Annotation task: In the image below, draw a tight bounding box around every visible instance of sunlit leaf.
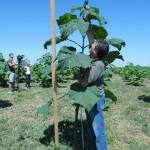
[59,19,78,37]
[60,18,89,37]
[69,82,101,112]
[78,18,90,36]
[44,36,67,49]
[57,46,91,69]
[93,25,108,39]
[71,6,83,13]
[105,87,117,102]
[104,51,124,64]
[37,100,52,117]
[82,7,107,25]
[108,38,126,50]
[57,13,77,26]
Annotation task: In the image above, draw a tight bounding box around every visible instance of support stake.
[50,0,59,145]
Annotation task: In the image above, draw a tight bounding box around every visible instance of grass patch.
[0,75,150,150]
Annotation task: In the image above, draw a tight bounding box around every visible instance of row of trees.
[0,53,7,86]
[112,63,150,86]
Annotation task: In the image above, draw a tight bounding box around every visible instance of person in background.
[7,53,16,93]
[24,62,31,89]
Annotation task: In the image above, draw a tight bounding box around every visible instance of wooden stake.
[50,0,59,144]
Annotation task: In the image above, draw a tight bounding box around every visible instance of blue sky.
[0,0,150,67]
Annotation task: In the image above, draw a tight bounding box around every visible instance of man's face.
[9,54,14,60]
[89,42,97,59]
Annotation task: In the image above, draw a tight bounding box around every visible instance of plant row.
[112,63,150,86]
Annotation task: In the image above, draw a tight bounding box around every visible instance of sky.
[0,0,150,67]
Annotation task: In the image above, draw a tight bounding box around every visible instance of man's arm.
[84,3,94,45]
[8,61,15,68]
[86,25,94,45]
[8,63,15,67]
[76,5,94,87]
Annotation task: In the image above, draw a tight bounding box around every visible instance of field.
[0,74,150,150]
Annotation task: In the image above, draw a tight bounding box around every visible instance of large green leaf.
[104,51,124,64]
[108,38,126,51]
[57,13,77,26]
[93,25,108,39]
[71,6,99,14]
[57,13,89,37]
[78,18,90,36]
[37,100,52,117]
[82,7,107,25]
[69,82,101,112]
[59,19,78,37]
[57,46,91,69]
[104,87,117,103]
[71,6,83,13]
[59,18,89,37]
[44,36,67,49]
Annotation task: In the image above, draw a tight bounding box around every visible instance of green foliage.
[31,53,52,87]
[104,51,124,64]
[57,46,91,69]
[57,67,78,82]
[113,63,150,86]
[69,82,101,112]
[0,53,7,86]
[44,36,67,49]
[59,17,90,37]
[31,52,79,87]
[108,38,126,51]
[104,87,117,103]
[37,100,52,117]
[42,3,126,112]
[93,25,108,39]
[80,7,107,25]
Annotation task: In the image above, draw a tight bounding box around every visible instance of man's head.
[89,39,109,59]
[9,53,14,60]
[26,62,30,66]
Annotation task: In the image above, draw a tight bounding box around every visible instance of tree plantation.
[0,1,150,150]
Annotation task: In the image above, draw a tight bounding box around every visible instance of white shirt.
[24,66,30,74]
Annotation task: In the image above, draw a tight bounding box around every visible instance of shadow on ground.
[39,120,89,150]
[0,99,13,108]
[138,95,150,103]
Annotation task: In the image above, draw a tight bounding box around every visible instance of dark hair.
[9,53,14,56]
[95,39,109,59]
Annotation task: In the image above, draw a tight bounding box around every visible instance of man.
[76,26,109,149]
[7,53,16,93]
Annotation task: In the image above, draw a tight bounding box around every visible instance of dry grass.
[0,75,150,150]
[106,75,150,150]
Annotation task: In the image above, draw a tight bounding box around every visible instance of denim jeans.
[86,94,108,150]
[25,74,30,87]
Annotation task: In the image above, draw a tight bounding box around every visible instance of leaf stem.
[82,36,86,53]
[67,39,82,48]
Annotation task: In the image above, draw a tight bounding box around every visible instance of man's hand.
[76,70,80,76]
[75,70,89,87]
[84,0,88,9]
